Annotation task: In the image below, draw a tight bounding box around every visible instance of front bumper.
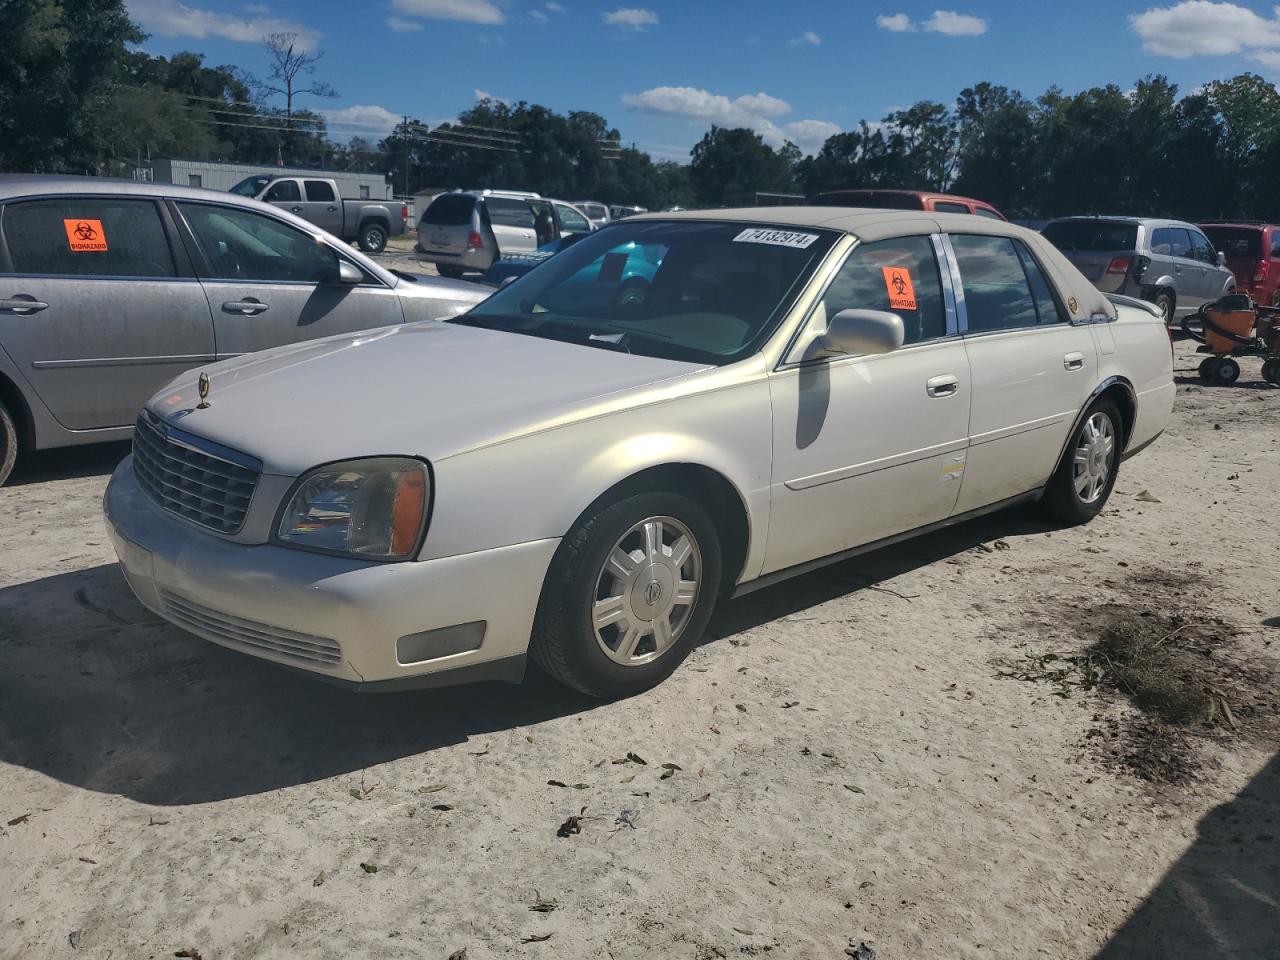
[103,458,559,688]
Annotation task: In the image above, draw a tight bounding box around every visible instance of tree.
[258,32,337,163]
[0,0,142,173]
[689,126,796,207]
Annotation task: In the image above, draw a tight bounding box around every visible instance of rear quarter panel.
[1101,301,1175,452]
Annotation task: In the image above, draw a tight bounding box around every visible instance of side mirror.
[1217,250,1227,268]
[814,308,905,358]
[335,259,363,284]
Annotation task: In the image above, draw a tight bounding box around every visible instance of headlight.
[275,457,430,561]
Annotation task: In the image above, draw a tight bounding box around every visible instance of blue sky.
[126,1,1280,160]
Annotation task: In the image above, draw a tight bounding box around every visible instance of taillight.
[466,231,483,250]
[401,205,408,224]
[1253,260,1268,283]
[1107,256,1132,275]
[1133,255,1150,279]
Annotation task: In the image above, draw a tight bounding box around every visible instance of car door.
[172,200,403,359]
[1189,228,1226,303]
[945,232,1098,513]
[553,202,593,236]
[763,233,972,575]
[262,178,304,218]
[0,194,214,430]
[484,197,538,256]
[301,180,343,235]
[1151,226,1201,315]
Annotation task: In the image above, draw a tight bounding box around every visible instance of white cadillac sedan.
[103,209,1175,698]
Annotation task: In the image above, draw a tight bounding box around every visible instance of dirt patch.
[1000,574,1280,787]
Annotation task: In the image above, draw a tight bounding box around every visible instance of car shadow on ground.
[1094,752,1279,960]
[5,441,131,486]
[0,506,1051,807]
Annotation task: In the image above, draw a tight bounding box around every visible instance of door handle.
[327,206,338,212]
[291,206,303,213]
[926,374,959,398]
[1064,352,1085,371]
[0,296,49,314]
[222,299,269,316]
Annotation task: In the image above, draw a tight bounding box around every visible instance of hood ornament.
[197,372,211,409]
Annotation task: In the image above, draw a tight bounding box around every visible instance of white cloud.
[474,88,511,105]
[386,15,423,31]
[388,0,504,25]
[876,13,915,32]
[922,10,987,35]
[1130,1,1280,64]
[604,7,658,29]
[530,8,549,21]
[546,1,565,10]
[622,85,839,154]
[877,10,987,35]
[127,0,320,49]
[320,104,401,137]
[791,30,821,45]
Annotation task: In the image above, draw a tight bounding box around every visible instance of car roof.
[627,206,1116,320]
[1199,221,1272,230]
[1046,214,1203,229]
[811,188,994,205]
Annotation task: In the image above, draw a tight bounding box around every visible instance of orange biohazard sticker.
[63,219,108,252]
[882,266,917,311]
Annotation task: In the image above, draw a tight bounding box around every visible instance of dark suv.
[1199,222,1280,306]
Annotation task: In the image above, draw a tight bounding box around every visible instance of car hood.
[146,322,708,476]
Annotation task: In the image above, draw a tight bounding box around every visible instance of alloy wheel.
[1072,412,1115,504]
[591,516,701,666]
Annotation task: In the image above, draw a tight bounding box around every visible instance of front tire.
[437,264,465,279]
[530,491,722,698]
[1041,398,1122,525]
[0,399,17,487]
[358,223,388,254]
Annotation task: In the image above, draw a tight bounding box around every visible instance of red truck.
[807,189,1007,220]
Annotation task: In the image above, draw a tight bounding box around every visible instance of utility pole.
[403,115,411,195]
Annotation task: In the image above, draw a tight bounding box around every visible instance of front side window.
[819,235,946,345]
[305,180,337,202]
[949,234,1039,333]
[556,203,591,233]
[1151,227,1192,259]
[1189,230,1215,264]
[264,180,301,203]
[177,202,338,283]
[2,197,175,278]
[229,175,271,197]
[449,219,837,364]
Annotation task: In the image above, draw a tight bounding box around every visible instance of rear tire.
[1153,291,1174,326]
[357,223,388,254]
[530,491,722,699]
[437,264,465,279]
[1041,398,1122,526]
[0,399,18,488]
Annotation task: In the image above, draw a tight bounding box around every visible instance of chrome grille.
[133,414,260,534]
[161,590,342,666]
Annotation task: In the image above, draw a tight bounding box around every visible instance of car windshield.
[229,175,272,197]
[449,219,837,365]
[1202,227,1261,258]
[1042,219,1139,252]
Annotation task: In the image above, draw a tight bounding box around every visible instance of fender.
[1146,275,1176,293]
[1050,375,1136,479]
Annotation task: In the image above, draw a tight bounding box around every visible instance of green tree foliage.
[689,126,797,206]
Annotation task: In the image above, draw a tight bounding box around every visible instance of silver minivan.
[1042,216,1236,324]
[0,175,490,485]
[415,191,593,277]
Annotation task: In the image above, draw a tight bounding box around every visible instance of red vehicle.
[807,189,1007,221]
[1199,222,1280,306]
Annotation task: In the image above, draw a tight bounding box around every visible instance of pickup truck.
[229,175,407,253]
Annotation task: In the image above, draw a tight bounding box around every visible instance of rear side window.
[934,201,970,215]
[2,197,176,278]
[820,236,947,345]
[950,234,1039,333]
[1151,227,1192,259]
[486,197,535,229]
[423,194,474,226]
[264,180,301,203]
[304,180,336,202]
[1042,220,1138,252]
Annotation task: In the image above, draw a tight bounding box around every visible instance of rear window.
[1042,219,1138,253]
[486,197,535,229]
[422,194,475,226]
[808,191,925,210]
[934,201,971,215]
[1202,228,1261,258]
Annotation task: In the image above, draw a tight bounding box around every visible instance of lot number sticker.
[63,219,108,252]
[881,267,917,311]
[732,228,819,249]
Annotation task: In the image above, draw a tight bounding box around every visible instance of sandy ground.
[0,339,1276,960]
